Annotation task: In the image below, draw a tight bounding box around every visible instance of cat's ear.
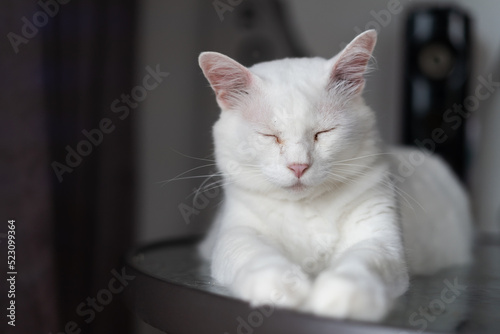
[328,29,377,99]
[199,52,255,110]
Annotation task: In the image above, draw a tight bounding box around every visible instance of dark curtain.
[1,2,59,333]
[1,1,137,334]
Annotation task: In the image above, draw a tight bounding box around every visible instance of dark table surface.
[123,235,500,334]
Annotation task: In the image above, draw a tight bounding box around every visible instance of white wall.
[135,0,208,244]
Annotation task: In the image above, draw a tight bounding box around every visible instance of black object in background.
[402,6,471,180]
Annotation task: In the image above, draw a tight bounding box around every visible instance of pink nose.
[287,163,309,178]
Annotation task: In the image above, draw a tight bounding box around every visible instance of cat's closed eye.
[259,132,282,145]
[314,128,336,142]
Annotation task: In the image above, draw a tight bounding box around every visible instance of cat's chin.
[278,179,337,201]
[286,181,307,192]
[280,181,324,200]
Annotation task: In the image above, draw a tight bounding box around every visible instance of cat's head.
[199,30,380,200]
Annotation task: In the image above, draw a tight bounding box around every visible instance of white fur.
[197,30,472,321]
[389,147,473,274]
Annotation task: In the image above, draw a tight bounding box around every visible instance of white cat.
[197,30,472,321]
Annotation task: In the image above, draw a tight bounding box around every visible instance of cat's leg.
[305,193,409,321]
[212,225,311,308]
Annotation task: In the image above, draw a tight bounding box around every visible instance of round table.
[123,235,500,334]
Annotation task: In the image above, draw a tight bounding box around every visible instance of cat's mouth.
[287,181,307,192]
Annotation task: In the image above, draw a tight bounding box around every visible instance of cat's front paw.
[232,263,311,308]
[305,270,390,321]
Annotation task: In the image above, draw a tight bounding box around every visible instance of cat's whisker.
[199,173,259,195]
[159,163,219,186]
[331,162,373,169]
[384,173,425,213]
[195,169,260,192]
[191,170,249,197]
[333,152,397,164]
[329,166,424,213]
[169,147,216,163]
[325,171,358,187]
[160,173,221,185]
[192,173,225,200]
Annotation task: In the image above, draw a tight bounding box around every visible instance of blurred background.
[1,0,500,333]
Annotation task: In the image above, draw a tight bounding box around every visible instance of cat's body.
[197,30,472,321]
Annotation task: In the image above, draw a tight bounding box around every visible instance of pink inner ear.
[328,31,376,97]
[199,53,252,109]
[205,65,251,93]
